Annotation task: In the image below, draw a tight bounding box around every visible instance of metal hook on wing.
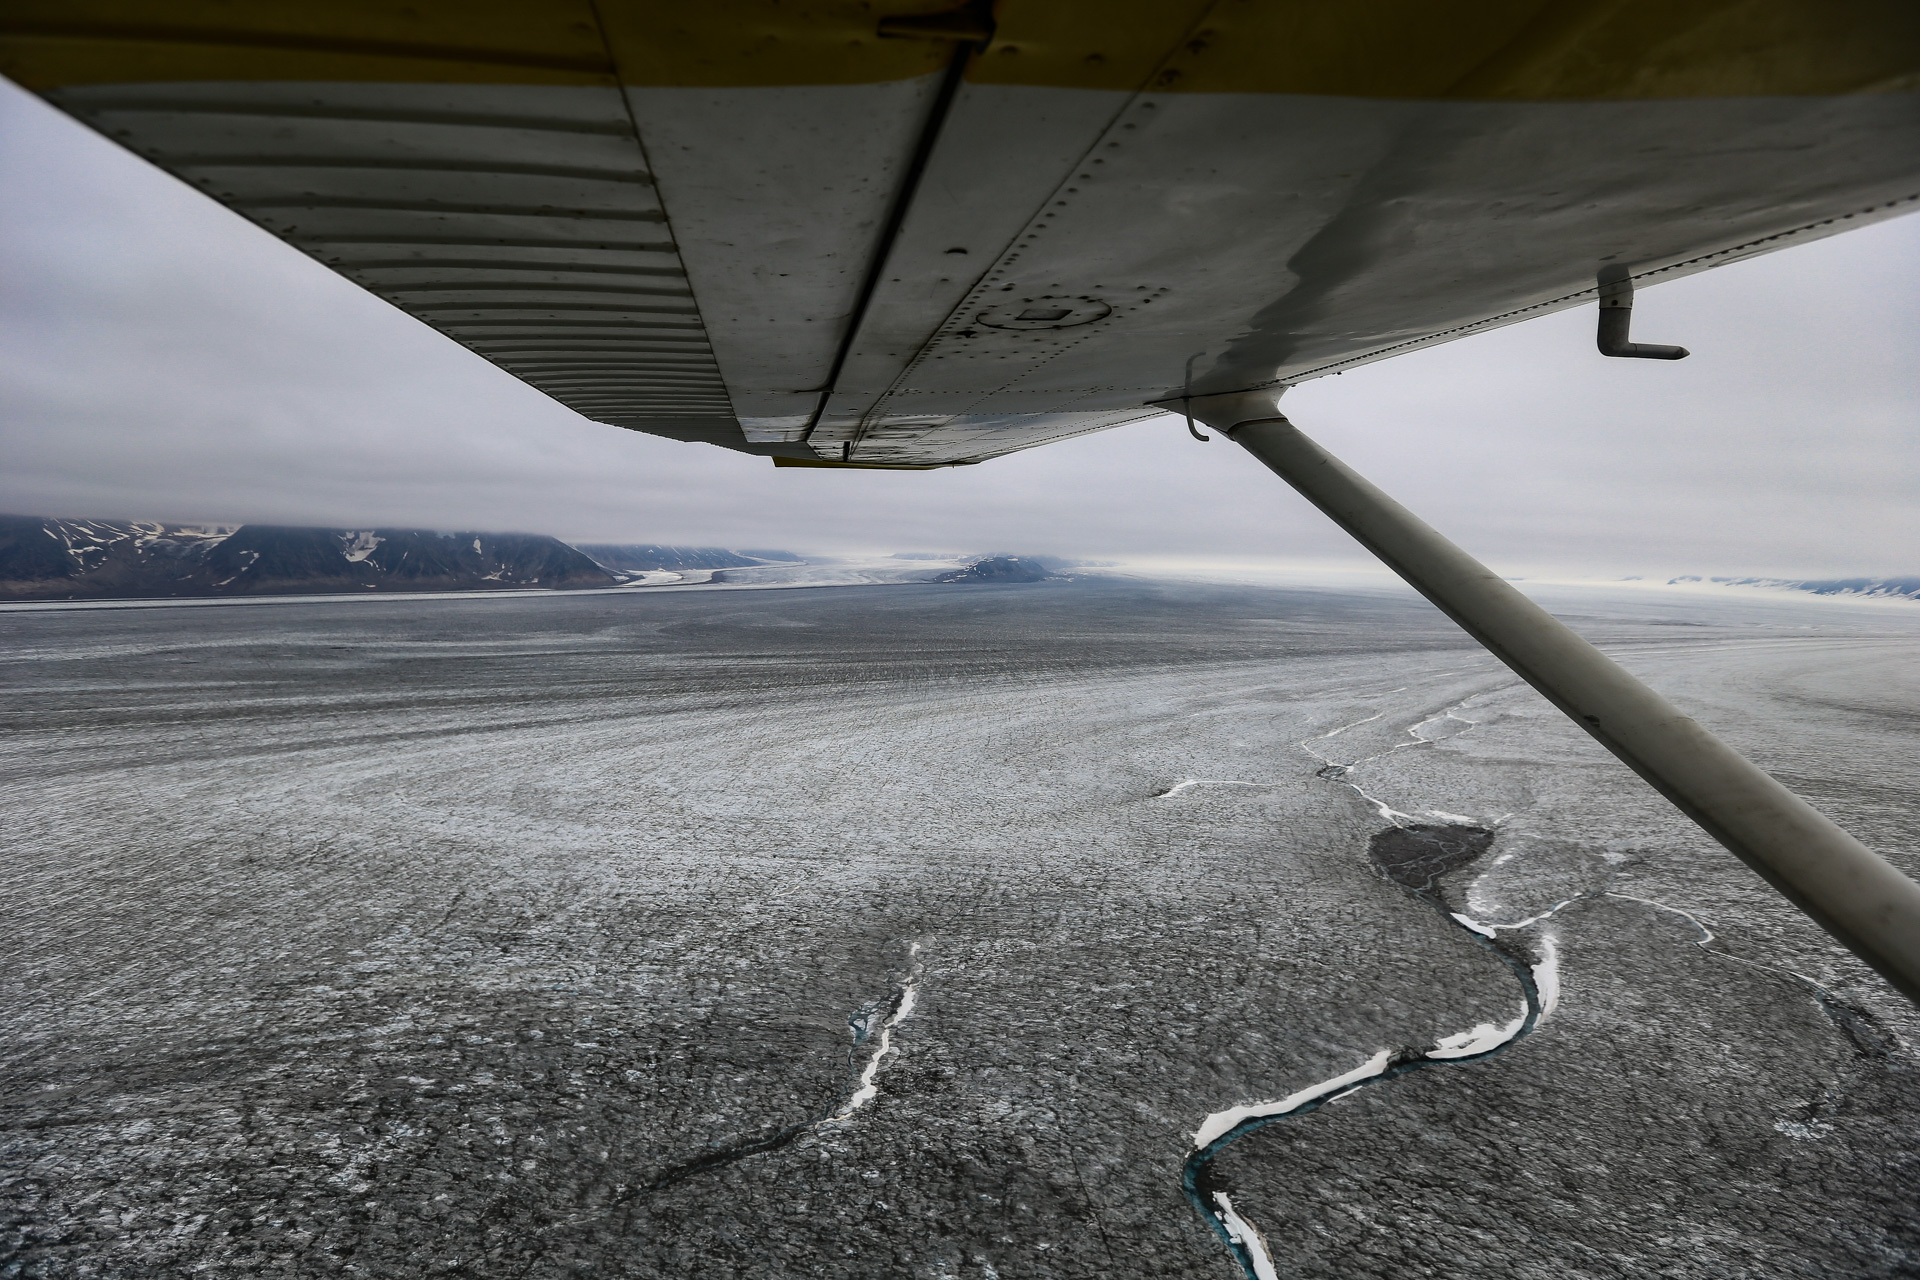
[1596,265,1689,360]
[1182,353,1211,441]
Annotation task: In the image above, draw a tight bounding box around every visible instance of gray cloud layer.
[3,79,1915,578]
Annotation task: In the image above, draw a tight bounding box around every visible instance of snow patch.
[1157,779,1266,799]
[1211,1194,1280,1280]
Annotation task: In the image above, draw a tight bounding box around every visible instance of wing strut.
[1182,389,1920,1005]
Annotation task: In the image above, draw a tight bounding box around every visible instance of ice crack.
[1299,693,1503,827]
[632,942,923,1198]
[824,943,922,1124]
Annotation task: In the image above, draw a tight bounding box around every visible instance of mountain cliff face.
[0,517,618,599]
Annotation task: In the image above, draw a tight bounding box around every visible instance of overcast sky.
[3,78,1915,580]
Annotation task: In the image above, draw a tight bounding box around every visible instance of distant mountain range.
[1669,575,1920,602]
[0,515,798,600]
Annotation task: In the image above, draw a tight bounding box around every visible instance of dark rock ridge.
[0,515,632,599]
[933,555,1056,584]
[573,544,796,573]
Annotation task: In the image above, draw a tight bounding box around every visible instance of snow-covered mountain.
[0,516,626,599]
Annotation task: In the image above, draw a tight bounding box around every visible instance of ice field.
[3,576,1917,1278]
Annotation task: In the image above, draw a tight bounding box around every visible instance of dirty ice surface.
[3,576,1918,1279]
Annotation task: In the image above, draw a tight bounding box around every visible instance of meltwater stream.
[1182,838,1570,1280]
[1180,694,1573,1280]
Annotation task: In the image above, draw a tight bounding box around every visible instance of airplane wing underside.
[5,1,1918,467]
